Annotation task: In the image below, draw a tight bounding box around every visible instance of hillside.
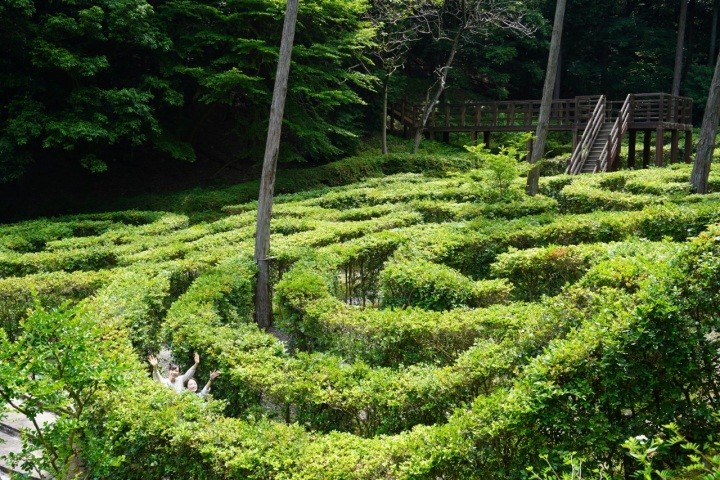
[1,152,720,479]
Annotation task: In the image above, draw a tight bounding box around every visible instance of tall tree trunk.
[683,0,696,87]
[412,30,462,154]
[553,47,562,100]
[382,76,389,154]
[254,0,299,328]
[673,0,689,96]
[710,0,719,65]
[691,48,720,193]
[527,0,566,196]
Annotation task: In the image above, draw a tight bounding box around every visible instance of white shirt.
[153,363,197,393]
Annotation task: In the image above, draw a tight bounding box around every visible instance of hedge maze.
[2,160,720,478]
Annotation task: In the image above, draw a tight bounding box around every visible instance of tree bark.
[672,0,689,96]
[553,47,562,100]
[382,77,389,154]
[413,30,462,154]
[683,0,696,87]
[254,0,299,328]
[711,0,719,66]
[526,0,566,196]
[711,0,719,65]
[691,48,720,193]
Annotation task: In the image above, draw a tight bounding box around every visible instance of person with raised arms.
[148,352,200,393]
[187,370,220,398]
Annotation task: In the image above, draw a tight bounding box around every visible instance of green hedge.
[399,201,720,279]
[0,269,113,338]
[91,233,719,479]
[110,152,479,218]
[164,254,579,437]
[379,257,512,310]
[490,240,681,301]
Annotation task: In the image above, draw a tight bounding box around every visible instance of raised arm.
[179,352,200,383]
[148,355,163,383]
[148,355,170,386]
[200,370,219,398]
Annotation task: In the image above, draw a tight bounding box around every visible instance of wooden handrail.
[387,94,692,156]
[566,95,606,174]
[599,94,632,172]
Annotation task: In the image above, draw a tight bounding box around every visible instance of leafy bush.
[379,257,510,310]
[491,244,604,300]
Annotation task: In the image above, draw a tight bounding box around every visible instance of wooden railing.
[390,96,601,132]
[390,93,692,133]
[566,96,606,174]
[606,93,692,125]
[599,94,632,172]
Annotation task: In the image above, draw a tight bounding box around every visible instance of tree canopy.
[1,0,719,187]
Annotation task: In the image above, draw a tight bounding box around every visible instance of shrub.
[491,244,606,300]
[379,257,504,311]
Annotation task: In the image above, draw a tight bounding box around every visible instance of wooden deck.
[390,93,693,170]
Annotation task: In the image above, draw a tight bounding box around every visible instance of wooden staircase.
[566,94,631,174]
[388,93,692,171]
[580,122,614,173]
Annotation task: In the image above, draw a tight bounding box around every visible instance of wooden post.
[483,131,491,149]
[670,129,679,163]
[526,137,534,163]
[643,130,651,168]
[655,127,664,166]
[460,105,466,127]
[606,134,613,171]
[628,130,637,169]
[572,128,579,150]
[684,129,693,163]
[471,131,478,145]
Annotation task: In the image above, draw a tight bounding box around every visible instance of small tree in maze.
[0,302,137,480]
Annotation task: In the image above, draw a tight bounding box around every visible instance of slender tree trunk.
[672,0,689,96]
[254,0,299,328]
[683,0,696,86]
[382,76,389,154]
[413,30,462,154]
[526,0,566,196]
[708,0,720,67]
[553,47,562,100]
[691,48,720,193]
[711,0,719,65]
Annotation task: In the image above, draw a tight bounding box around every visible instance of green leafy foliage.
[2,158,720,478]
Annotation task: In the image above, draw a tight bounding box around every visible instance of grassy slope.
[2,140,720,478]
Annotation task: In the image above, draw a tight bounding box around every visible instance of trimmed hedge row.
[0,210,166,252]
[162,254,583,436]
[91,227,720,479]
[490,240,681,301]
[0,269,114,338]
[0,213,190,278]
[379,257,512,310]
[400,201,720,279]
[111,152,480,218]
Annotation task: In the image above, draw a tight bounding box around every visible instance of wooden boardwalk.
[390,93,693,173]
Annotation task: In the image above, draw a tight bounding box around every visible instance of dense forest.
[1,0,720,219]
